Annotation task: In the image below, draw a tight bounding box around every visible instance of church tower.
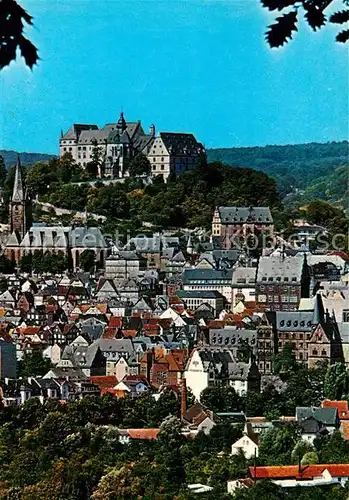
[10,156,27,240]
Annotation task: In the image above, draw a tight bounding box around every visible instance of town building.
[146,132,204,181]
[256,254,310,311]
[211,206,274,249]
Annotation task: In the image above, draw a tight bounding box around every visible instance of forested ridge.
[207,141,349,210]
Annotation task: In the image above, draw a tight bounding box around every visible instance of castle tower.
[116,111,127,133]
[10,156,27,240]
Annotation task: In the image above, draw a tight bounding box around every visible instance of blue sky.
[1,0,348,153]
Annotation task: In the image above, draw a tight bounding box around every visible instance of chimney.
[181,377,187,418]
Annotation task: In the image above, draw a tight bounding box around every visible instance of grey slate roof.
[19,226,107,249]
[183,268,233,284]
[257,255,304,282]
[296,406,338,426]
[12,158,24,202]
[217,206,273,224]
[232,267,257,286]
[209,327,257,347]
[95,338,134,355]
[160,132,202,156]
[275,311,314,331]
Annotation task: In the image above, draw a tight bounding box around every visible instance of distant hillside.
[207,141,349,210]
[0,150,56,168]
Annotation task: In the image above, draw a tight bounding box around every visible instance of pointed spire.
[312,293,325,325]
[12,155,24,202]
[60,129,64,139]
[117,111,127,133]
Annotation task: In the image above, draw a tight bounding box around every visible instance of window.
[343,310,349,322]
[153,157,156,162]
[262,277,267,282]
[161,157,164,161]
[312,349,318,356]
[161,165,164,170]
[322,350,327,356]
[152,165,156,171]
[299,352,303,360]
[268,295,273,302]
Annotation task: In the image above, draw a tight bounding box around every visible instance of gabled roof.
[296,406,338,426]
[159,132,202,156]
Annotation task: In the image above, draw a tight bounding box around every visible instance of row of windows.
[279,332,311,340]
[261,276,297,282]
[152,165,165,170]
[259,285,297,292]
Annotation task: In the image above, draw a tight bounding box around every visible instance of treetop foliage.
[262,0,349,47]
[0,0,39,70]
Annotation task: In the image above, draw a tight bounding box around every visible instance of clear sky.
[1,0,348,154]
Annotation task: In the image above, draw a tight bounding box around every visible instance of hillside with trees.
[0,150,56,169]
[207,141,349,211]
[0,153,282,234]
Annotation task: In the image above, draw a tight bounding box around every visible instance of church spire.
[12,155,24,203]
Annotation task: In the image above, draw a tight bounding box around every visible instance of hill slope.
[207,141,348,209]
[0,150,56,168]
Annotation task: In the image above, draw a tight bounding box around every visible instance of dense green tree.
[0,255,16,274]
[273,343,297,378]
[19,253,33,273]
[200,386,242,413]
[79,249,96,273]
[17,351,52,378]
[128,153,151,177]
[0,156,7,187]
[324,363,349,400]
[259,426,301,465]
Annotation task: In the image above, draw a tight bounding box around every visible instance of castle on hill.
[59,111,204,181]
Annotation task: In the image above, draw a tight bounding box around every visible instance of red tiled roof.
[102,327,118,339]
[122,329,137,338]
[15,326,41,336]
[89,376,118,391]
[322,400,349,415]
[127,428,160,440]
[249,464,349,480]
[109,316,122,328]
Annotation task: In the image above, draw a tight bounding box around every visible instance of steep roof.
[217,206,273,224]
[12,157,24,202]
[159,132,202,156]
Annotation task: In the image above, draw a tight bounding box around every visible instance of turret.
[149,124,156,137]
[116,111,127,133]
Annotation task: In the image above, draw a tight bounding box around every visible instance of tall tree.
[0,156,7,187]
